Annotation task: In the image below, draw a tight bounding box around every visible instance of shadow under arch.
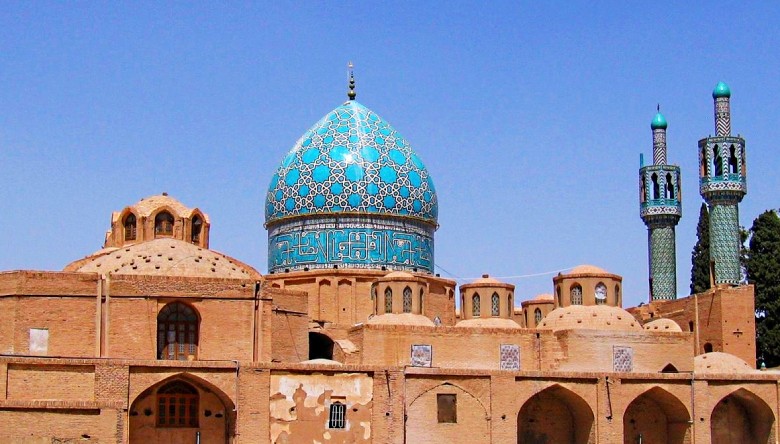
[623,386,690,444]
[129,372,236,444]
[517,384,595,444]
[711,387,775,444]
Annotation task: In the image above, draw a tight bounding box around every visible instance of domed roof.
[712,81,731,98]
[455,318,521,329]
[65,238,260,279]
[265,100,437,225]
[569,264,610,274]
[538,305,641,332]
[651,112,667,130]
[643,318,682,332]
[534,293,554,301]
[115,193,207,222]
[695,352,754,374]
[366,313,435,327]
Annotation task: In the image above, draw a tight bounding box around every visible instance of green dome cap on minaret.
[712,81,731,98]
[651,112,667,130]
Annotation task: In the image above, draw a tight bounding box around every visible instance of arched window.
[728,145,738,174]
[472,293,481,317]
[491,292,500,316]
[123,213,137,241]
[556,286,562,306]
[191,215,202,244]
[665,173,674,199]
[704,343,713,353]
[403,286,412,313]
[651,174,659,199]
[615,285,620,306]
[384,287,393,314]
[713,146,723,176]
[595,283,607,305]
[534,308,542,326]
[640,175,646,203]
[157,380,198,427]
[570,285,583,305]
[419,288,424,314]
[508,294,513,314]
[700,146,707,176]
[155,211,174,237]
[157,303,199,360]
[329,401,346,429]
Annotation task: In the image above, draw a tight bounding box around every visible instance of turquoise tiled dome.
[651,112,667,130]
[265,101,438,225]
[712,81,731,99]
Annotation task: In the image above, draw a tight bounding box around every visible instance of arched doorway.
[309,332,334,360]
[129,374,235,444]
[517,385,595,444]
[623,387,690,444]
[711,388,775,444]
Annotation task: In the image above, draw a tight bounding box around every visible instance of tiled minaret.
[640,109,682,300]
[699,82,747,285]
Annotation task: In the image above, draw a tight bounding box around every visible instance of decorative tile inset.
[613,346,633,372]
[499,344,520,370]
[411,344,432,367]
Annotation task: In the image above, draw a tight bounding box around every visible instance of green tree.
[690,203,711,295]
[746,210,780,367]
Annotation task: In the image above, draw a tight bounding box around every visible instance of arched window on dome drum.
[123,214,137,241]
[651,174,660,199]
[419,288,424,314]
[728,145,738,174]
[556,286,561,307]
[155,211,174,237]
[403,287,412,313]
[615,285,620,306]
[384,287,393,314]
[595,283,607,305]
[534,308,542,326]
[191,215,202,244]
[508,294,513,315]
[156,380,198,427]
[157,303,199,361]
[491,293,500,317]
[570,285,583,305]
[665,173,674,199]
[472,293,481,317]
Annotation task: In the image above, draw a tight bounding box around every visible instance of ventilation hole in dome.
[592,313,597,317]
[157,254,162,257]
[215,257,219,260]
[96,264,101,267]
[617,316,622,320]
[168,257,173,261]
[577,320,582,323]
[145,259,151,263]
[194,259,200,262]
[198,256,203,259]
[155,266,160,270]
[170,245,175,248]
[132,266,137,270]
[125,249,130,252]
[211,268,216,272]
[630,323,635,327]
[606,321,611,325]
[232,267,236,271]
[115,255,121,259]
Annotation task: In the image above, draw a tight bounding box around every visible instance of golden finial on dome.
[347,61,356,101]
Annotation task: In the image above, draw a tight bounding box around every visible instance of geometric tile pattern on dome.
[499,344,520,370]
[265,101,438,224]
[649,226,677,300]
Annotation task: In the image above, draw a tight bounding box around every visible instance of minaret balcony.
[640,199,681,219]
[700,175,747,196]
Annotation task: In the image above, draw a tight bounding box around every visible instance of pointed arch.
[728,144,738,175]
[191,214,203,244]
[623,386,690,444]
[491,292,500,316]
[570,284,583,305]
[665,173,674,199]
[713,145,723,176]
[384,287,393,314]
[154,210,175,237]
[472,293,481,317]
[517,384,595,444]
[406,381,489,443]
[651,173,660,199]
[403,286,413,313]
[308,332,334,361]
[711,388,775,444]
[123,211,138,241]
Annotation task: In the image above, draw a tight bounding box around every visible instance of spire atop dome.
[347,61,356,101]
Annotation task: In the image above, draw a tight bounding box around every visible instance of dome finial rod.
[347,61,356,101]
[657,103,660,112]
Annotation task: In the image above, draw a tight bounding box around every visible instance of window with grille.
[472,293,480,317]
[403,287,412,313]
[437,394,457,423]
[384,287,393,314]
[534,308,542,326]
[124,214,137,241]
[570,285,583,305]
[419,288,424,313]
[157,381,198,427]
[157,303,199,360]
[491,293,500,316]
[329,402,346,428]
[155,211,174,237]
[191,216,202,244]
[595,283,607,305]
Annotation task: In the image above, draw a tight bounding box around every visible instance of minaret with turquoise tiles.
[699,82,747,285]
[640,108,682,300]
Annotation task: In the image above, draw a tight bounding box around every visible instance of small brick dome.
[695,352,754,374]
[643,318,682,332]
[538,305,641,332]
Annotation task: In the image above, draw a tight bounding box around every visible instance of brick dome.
[643,318,682,332]
[538,305,641,332]
[695,352,754,374]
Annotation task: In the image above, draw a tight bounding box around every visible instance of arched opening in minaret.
[651,174,660,199]
[665,173,674,199]
[713,145,723,176]
[700,145,707,177]
[308,332,334,360]
[728,145,738,175]
[640,176,647,203]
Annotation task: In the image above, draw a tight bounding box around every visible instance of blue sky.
[1,2,778,308]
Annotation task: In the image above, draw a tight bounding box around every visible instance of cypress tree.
[747,210,780,367]
[690,203,711,295]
